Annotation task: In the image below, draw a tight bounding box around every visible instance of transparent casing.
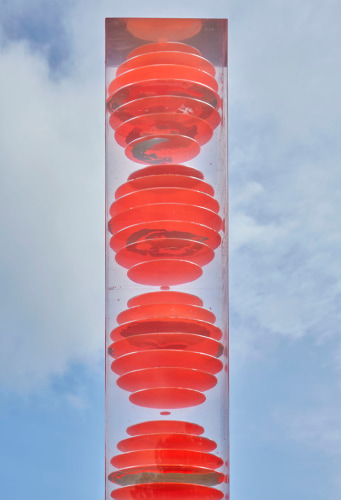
[105,18,228,500]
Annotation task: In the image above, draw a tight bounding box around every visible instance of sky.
[0,0,340,499]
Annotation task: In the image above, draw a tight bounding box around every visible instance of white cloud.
[0,0,340,397]
[0,38,104,391]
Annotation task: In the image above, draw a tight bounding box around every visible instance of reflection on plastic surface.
[106,18,228,500]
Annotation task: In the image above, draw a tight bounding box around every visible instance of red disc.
[111,483,223,500]
[109,204,222,234]
[127,259,202,285]
[106,80,220,113]
[108,334,223,359]
[110,318,223,342]
[108,65,218,96]
[127,291,203,308]
[109,465,225,487]
[129,387,205,409]
[117,432,217,453]
[111,350,223,376]
[114,113,213,148]
[117,367,217,392]
[116,239,214,271]
[111,449,223,469]
[110,221,221,253]
[117,52,215,77]
[125,134,200,165]
[126,19,203,42]
[111,187,219,216]
[114,175,214,199]
[128,42,201,59]
[128,164,203,180]
[116,303,215,325]
[127,420,204,436]
[109,97,220,130]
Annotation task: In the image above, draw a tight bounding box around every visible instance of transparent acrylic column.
[105,18,229,500]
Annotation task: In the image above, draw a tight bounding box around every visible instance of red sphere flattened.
[111,483,223,500]
[111,449,223,469]
[108,333,223,359]
[109,204,222,234]
[108,65,218,96]
[125,134,200,165]
[126,420,204,436]
[116,303,216,325]
[117,52,215,77]
[117,367,217,392]
[109,96,221,130]
[126,19,203,42]
[107,80,220,112]
[128,164,204,180]
[114,113,213,148]
[111,350,223,376]
[117,432,217,453]
[116,239,214,271]
[129,388,206,409]
[127,291,203,308]
[111,187,219,216]
[110,220,221,253]
[127,42,201,59]
[127,259,202,286]
[114,175,214,199]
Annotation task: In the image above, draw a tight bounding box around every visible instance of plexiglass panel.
[105,18,229,500]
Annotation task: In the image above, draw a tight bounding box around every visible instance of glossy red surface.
[127,291,203,307]
[111,483,223,500]
[116,303,216,325]
[131,387,205,408]
[111,449,223,469]
[128,259,202,286]
[125,134,201,165]
[116,239,214,272]
[117,52,215,77]
[127,42,202,59]
[110,187,219,215]
[117,367,217,392]
[126,421,204,436]
[108,333,223,358]
[109,465,225,487]
[117,432,217,453]
[108,65,218,96]
[126,19,203,42]
[111,350,223,376]
[107,80,220,114]
[109,205,221,237]
[114,174,214,198]
[109,420,225,496]
[113,113,213,149]
[110,317,223,341]
[109,96,220,131]
[109,289,224,406]
[110,221,221,253]
[128,164,204,180]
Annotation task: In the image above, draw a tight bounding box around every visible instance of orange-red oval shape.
[111,483,223,500]
[108,334,223,359]
[111,350,223,376]
[117,432,217,453]
[117,367,217,392]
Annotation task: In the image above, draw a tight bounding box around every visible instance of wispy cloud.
[0,37,104,391]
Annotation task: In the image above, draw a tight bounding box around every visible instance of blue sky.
[0,0,341,499]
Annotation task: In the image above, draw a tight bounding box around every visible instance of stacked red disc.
[109,291,224,409]
[106,41,220,164]
[108,164,222,286]
[109,420,225,500]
